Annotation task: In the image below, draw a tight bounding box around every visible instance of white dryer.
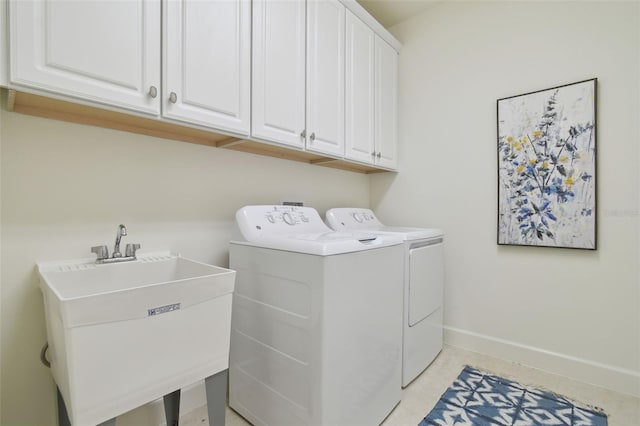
[229,205,404,426]
[325,208,444,387]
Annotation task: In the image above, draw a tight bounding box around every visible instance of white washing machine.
[228,205,404,426]
[325,208,444,387]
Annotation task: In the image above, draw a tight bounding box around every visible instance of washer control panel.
[236,205,329,241]
[262,206,311,226]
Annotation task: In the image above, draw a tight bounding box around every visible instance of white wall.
[371,1,640,396]
[0,97,370,425]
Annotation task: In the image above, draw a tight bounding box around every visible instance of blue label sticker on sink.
[147,303,181,316]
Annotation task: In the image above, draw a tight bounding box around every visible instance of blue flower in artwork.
[513,197,558,240]
[516,206,535,223]
[557,189,575,203]
[519,206,532,214]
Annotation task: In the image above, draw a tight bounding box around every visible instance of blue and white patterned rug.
[419,366,607,426]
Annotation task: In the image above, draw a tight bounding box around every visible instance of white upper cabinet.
[305,0,345,157]
[374,35,398,170]
[163,0,250,135]
[345,10,375,164]
[345,11,398,170]
[7,0,399,171]
[9,0,161,115]
[10,0,249,135]
[252,0,346,156]
[251,0,306,148]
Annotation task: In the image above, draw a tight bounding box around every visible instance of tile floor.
[184,345,640,426]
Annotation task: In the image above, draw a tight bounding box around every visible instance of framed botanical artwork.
[497,78,597,250]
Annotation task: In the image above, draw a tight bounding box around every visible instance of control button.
[266,214,275,223]
[282,212,295,225]
[300,214,309,222]
[352,212,363,223]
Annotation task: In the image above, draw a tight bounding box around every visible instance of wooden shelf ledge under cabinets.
[6,90,390,174]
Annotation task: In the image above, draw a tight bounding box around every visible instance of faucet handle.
[125,243,141,258]
[91,245,109,260]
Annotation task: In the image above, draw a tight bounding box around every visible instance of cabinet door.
[344,10,375,164]
[251,0,305,148]
[163,0,250,135]
[9,0,160,115]
[306,0,345,157]
[374,35,398,170]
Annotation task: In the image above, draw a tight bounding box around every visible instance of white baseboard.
[444,326,640,398]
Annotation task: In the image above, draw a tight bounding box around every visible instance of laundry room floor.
[182,345,640,426]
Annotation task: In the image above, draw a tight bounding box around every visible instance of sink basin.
[38,252,235,426]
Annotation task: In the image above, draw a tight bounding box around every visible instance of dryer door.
[408,239,443,327]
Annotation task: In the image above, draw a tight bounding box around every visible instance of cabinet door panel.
[375,35,398,170]
[306,0,344,157]
[10,0,160,114]
[251,0,306,148]
[164,0,250,135]
[345,10,374,164]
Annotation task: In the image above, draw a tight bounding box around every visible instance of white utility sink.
[38,253,235,426]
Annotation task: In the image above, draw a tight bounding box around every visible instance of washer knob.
[353,212,363,223]
[282,212,295,225]
[266,214,275,223]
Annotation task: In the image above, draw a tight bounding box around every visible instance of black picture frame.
[497,78,597,250]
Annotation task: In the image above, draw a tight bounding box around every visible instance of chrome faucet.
[112,224,127,258]
[91,224,140,264]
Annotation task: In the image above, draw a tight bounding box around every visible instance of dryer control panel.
[325,208,383,230]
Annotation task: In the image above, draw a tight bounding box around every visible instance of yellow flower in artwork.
[506,136,514,143]
[514,142,523,151]
[533,130,542,138]
[521,136,529,143]
[542,161,549,168]
[517,164,525,173]
[529,159,537,165]
[565,177,575,186]
[559,156,568,163]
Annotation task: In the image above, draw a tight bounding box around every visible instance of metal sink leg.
[164,389,181,426]
[205,369,227,426]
